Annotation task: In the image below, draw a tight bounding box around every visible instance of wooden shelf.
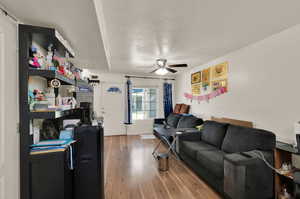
[29,69,76,85]
[277,170,294,180]
[275,146,297,198]
[29,109,79,119]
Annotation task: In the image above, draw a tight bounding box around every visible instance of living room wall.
[175,24,300,143]
[90,71,170,135]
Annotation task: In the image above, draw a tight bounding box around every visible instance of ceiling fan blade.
[150,68,159,73]
[168,64,188,68]
[137,66,156,69]
[166,67,177,73]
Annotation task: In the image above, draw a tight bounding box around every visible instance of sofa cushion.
[177,115,203,128]
[201,121,228,148]
[180,141,218,159]
[196,150,225,178]
[166,113,182,128]
[221,125,276,153]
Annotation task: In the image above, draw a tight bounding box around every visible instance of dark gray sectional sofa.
[178,120,276,199]
[153,113,204,144]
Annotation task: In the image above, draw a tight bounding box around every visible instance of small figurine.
[29,46,41,68]
[58,65,65,75]
[29,55,40,68]
[33,89,45,101]
[38,55,45,69]
[46,44,54,70]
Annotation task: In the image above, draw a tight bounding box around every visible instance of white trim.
[93,0,112,70]
[0,33,4,168]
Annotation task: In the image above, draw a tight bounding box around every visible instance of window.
[132,88,158,120]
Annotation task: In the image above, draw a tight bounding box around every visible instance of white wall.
[91,71,174,135]
[0,11,19,199]
[175,24,300,144]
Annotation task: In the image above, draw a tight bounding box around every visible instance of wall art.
[191,84,201,95]
[107,87,122,93]
[212,62,228,80]
[191,71,201,84]
[202,68,211,88]
[211,79,228,91]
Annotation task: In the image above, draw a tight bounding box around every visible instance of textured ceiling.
[0,0,109,70]
[2,0,300,76]
[93,0,300,75]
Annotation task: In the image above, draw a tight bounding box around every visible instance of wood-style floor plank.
[104,135,222,199]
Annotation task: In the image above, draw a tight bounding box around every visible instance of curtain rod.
[0,5,19,23]
[125,75,175,81]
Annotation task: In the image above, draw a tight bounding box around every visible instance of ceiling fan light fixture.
[156,58,166,67]
[155,68,168,75]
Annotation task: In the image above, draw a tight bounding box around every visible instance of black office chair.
[294,171,300,198]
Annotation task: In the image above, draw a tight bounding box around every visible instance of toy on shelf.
[58,65,65,75]
[46,44,55,70]
[28,43,85,82]
[29,89,49,111]
[33,89,46,101]
[29,46,41,68]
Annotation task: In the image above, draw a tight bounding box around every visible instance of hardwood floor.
[104,135,222,199]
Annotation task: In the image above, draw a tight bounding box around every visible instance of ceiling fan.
[150,58,188,75]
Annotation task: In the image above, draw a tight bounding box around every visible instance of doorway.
[98,82,126,136]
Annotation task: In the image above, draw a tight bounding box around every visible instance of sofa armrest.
[224,150,274,199]
[154,118,165,125]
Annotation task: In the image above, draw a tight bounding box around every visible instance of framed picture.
[191,84,201,95]
[191,71,201,84]
[202,68,211,86]
[212,62,228,80]
[211,79,228,91]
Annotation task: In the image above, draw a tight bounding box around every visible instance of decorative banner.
[184,87,228,103]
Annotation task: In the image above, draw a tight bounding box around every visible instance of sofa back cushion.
[201,121,228,148]
[166,113,182,128]
[177,115,203,128]
[221,125,276,153]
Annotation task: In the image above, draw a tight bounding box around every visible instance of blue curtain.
[163,82,173,118]
[124,79,133,124]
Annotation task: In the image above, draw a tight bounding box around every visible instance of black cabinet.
[30,148,73,199]
[74,126,104,199]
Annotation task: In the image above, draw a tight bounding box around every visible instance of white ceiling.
[2,0,300,75]
[0,0,109,70]
[93,0,300,75]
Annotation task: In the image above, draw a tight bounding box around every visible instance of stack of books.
[30,139,75,155]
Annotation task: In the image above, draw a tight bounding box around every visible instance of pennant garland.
[184,87,227,103]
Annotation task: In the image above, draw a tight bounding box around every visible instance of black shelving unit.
[29,109,80,119]
[19,24,83,199]
[29,69,76,85]
[76,79,90,88]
